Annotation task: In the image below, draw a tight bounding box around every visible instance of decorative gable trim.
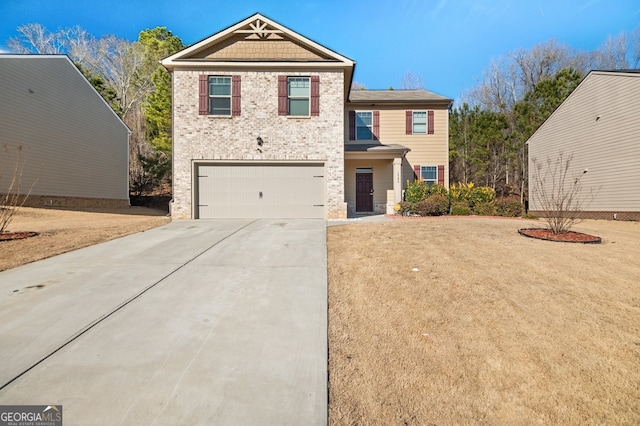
[161,13,355,70]
[233,18,284,39]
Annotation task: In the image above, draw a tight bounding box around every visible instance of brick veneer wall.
[171,69,346,219]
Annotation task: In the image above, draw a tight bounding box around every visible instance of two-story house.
[161,13,451,219]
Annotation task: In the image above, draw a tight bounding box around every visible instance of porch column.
[393,157,403,203]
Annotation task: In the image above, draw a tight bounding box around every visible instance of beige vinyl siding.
[344,159,393,210]
[345,106,449,187]
[0,56,129,202]
[528,72,640,212]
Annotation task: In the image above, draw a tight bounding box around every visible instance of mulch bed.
[0,231,38,242]
[518,228,601,244]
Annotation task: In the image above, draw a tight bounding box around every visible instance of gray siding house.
[527,70,640,221]
[0,55,130,208]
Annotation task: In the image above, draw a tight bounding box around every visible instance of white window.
[413,111,427,134]
[288,77,310,116]
[209,76,231,115]
[356,111,373,140]
[421,165,437,186]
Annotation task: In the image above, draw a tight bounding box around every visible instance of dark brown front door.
[356,173,373,212]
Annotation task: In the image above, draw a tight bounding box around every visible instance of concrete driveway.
[0,219,327,425]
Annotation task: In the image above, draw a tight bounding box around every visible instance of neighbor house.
[0,55,130,208]
[161,13,451,219]
[527,70,640,221]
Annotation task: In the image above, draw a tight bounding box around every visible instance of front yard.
[328,217,640,425]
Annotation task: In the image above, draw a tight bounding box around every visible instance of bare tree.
[510,39,571,95]
[399,71,424,89]
[7,23,67,54]
[66,26,98,68]
[468,58,518,113]
[351,81,367,90]
[590,30,640,70]
[530,152,595,234]
[0,144,36,234]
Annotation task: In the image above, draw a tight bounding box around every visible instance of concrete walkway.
[0,219,327,425]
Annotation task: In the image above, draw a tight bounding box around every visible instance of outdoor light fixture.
[257,136,264,146]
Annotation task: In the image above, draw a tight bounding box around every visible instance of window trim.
[287,76,311,117]
[420,165,438,186]
[208,76,232,116]
[355,111,374,140]
[412,111,427,134]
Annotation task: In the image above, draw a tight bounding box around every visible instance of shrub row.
[397,180,524,217]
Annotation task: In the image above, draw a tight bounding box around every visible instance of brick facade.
[171,69,346,219]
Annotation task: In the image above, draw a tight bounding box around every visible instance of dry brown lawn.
[3,210,639,423]
[0,206,170,271]
[328,216,640,425]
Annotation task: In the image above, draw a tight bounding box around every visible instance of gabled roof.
[349,89,452,106]
[161,13,355,71]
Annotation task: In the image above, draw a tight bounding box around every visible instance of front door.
[355,172,373,212]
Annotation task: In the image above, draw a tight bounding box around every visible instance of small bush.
[413,200,429,216]
[449,182,495,209]
[451,201,471,216]
[413,194,449,216]
[405,179,429,203]
[428,183,448,197]
[470,186,496,205]
[473,201,496,216]
[396,201,413,216]
[495,197,524,217]
[449,182,473,203]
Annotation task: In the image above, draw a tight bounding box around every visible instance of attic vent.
[234,19,284,40]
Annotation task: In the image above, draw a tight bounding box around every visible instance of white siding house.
[527,70,640,221]
[0,55,130,208]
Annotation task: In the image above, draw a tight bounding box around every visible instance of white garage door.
[196,163,325,219]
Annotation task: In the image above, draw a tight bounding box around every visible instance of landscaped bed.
[328,216,640,424]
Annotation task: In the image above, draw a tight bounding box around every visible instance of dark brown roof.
[348,89,452,105]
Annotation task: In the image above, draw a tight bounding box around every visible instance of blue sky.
[1,0,639,101]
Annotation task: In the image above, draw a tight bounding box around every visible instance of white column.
[393,157,403,203]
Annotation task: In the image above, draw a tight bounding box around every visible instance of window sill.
[286,115,311,119]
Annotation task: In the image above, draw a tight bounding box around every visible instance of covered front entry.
[196,162,325,219]
[344,143,410,217]
[355,169,374,212]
